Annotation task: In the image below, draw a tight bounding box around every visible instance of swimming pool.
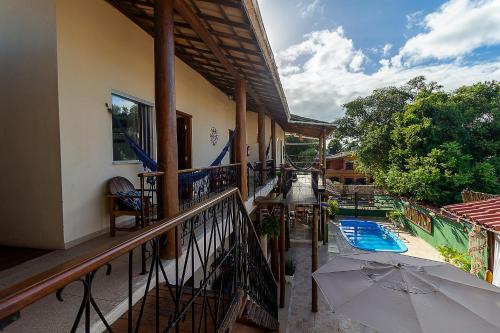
[339,220,408,253]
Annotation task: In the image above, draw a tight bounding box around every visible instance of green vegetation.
[386,210,404,221]
[285,135,319,164]
[333,77,499,205]
[327,200,339,218]
[437,246,472,273]
[257,215,280,238]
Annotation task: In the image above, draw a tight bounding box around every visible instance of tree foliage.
[334,77,499,205]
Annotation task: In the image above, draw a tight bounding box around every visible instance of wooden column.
[322,198,328,244]
[235,80,248,200]
[322,130,327,183]
[258,108,266,184]
[318,135,323,169]
[279,204,286,308]
[271,236,279,281]
[312,205,319,312]
[155,0,179,259]
[271,119,277,170]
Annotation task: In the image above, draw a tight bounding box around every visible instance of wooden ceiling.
[106,0,289,125]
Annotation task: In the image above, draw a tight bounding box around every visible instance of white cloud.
[396,0,500,65]
[406,11,423,29]
[297,0,323,18]
[382,43,392,56]
[277,27,500,121]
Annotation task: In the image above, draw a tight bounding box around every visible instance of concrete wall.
[56,0,237,246]
[0,0,65,249]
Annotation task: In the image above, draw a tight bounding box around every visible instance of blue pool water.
[339,220,408,253]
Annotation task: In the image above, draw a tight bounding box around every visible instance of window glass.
[112,94,140,161]
[345,161,354,170]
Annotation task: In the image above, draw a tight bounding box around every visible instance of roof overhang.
[106,0,290,126]
[285,114,336,138]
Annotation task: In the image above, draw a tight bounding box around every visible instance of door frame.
[176,110,192,170]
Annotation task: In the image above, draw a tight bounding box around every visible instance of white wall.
[56,0,237,246]
[0,0,65,249]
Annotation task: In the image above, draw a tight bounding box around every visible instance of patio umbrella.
[313,252,500,333]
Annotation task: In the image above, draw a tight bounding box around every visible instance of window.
[345,161,354,170]
[112,94,155,162]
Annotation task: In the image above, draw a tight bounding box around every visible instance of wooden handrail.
[177,163,241,174]
[138,171,165,177]
[0,188,239,320]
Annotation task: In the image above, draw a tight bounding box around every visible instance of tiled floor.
[280,218,444,333]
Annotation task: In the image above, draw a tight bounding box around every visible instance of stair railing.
[0,187,278,333]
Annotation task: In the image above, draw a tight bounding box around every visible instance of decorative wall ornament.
[209,127,218,146]
[404,206,433,234]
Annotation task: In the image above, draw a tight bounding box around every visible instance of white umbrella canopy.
[313,252,500,333]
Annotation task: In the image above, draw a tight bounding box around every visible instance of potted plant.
[256,214,280,254]
[327,200,339,219]
[285,258,296,283]
[257,215,280,238]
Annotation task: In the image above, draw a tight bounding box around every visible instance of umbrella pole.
[312,205,319,312]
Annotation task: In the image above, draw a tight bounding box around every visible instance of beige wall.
[56,0,237,245]
[0,0,65,249]
[1,0,281,248]
[276,124,285,166]
[246,111,259,164]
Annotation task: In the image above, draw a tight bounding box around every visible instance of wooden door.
[176,111,192,170]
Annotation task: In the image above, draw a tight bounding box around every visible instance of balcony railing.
[247,159,276,201]
[178,163,240,211]
[0,188,278,333]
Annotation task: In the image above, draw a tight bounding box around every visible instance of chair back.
[108,176,135,195]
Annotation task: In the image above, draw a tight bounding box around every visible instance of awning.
[442,197,500,231]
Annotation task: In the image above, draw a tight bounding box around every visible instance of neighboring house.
[325,151,370,185]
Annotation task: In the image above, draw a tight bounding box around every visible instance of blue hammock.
[110,111,236,185]
[265,138,271,159]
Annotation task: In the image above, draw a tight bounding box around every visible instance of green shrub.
[257,215,280,238]
[327,200,339,217]
[437,246,471,273]
[386,210,404,221]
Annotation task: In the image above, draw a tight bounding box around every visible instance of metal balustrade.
[0,188,278,333]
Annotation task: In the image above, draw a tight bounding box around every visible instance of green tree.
[334,78,500,205]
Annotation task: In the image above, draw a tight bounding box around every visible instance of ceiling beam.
[174,0,241,79]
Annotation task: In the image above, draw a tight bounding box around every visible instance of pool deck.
[280,217,444,333]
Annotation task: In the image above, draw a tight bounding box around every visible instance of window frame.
[111,90,156,165]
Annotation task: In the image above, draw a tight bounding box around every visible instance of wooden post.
[258,108,266,184]
[318,135,323,170]
[322,198,328,244]
[322,130,327,183]
[155,0,180,259]
[271,236,279,281]
[271,119,277,171]
[235,80,248,200]
[312,205,318,312]
[279,204,286,308]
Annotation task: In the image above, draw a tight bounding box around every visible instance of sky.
[258,0,500,121]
